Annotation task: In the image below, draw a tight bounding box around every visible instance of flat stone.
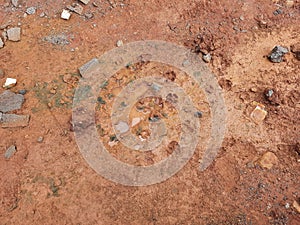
[11,0,19,7]
[78,58,100,78]
[7,27,21,42]
[79,0,90,5]
[0,90,24,113]
[250,105,267,123]
[4,145,16,159]
[0,37,4,48]
[1,114,30,128]
[257,152,278,169]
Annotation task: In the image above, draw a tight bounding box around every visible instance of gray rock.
[268,46,289,63]
[4,145,16,159]
[0,37,4,48]
[1,114,30,128]
[0,90,24,113]
[18,89,27,95]
[67,4,83,15]
[26,7,36,15]
[79,58,100,78]
[44,33,70,46]
[11,0,19,7]
[202,53,212,63]
[7,27,21,42]
[84,12,94,19]
[194,111,203,118]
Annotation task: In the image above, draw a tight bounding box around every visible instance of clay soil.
[0,0,300,224]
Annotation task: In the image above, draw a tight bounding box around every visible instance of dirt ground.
[0,0,300,224]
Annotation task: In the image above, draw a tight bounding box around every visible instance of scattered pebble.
[26,7,36,15]
[11,0,18,7]
[131,117,141,127]
[18,89,27,95]
[7,27,21,42]
[37,136,44,143]
[256,152,278,169]
[0,37,4,48]
[4,145,16,159]
[194,111,203,118]
[116,40,123,47]
[39,12,46,18]
[202,53,212,63]
[293,200,300,213]
[61,9,71,20]
[285,203,290,209]
[273,9,283,16]
[84,12,94,19]
[67,3,83,15]
[115,121,129,134]
[250,105,267,123]
[268,46,289,63]
[0,90,24,113]
[92,2,99,7]
[79,0,90,5]
[3,78,17,88]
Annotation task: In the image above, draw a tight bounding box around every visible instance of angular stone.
[0,90,24,113]
[78,58,100,78]
[11,0,19,7]
[67,3,84,15]
[4,145,16,159]
[79,0,90,5]
[0,37,4,48]
[61,9,71,20]
[268,46,289,63]
[250,105,267,123]
[3,78,17,88]
[1,114,30,128]
[257,152,278,169]
[7,27,21,42]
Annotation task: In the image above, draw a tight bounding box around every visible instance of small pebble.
[37,136,44,143]
[4,145,16,159]
[194,111,203,118]
[26,7,36,15]
[202,53,212,63]
[116,40,123,47]
[18,89,27,95]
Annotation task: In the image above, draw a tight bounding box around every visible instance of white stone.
[116,40,123,47]
[79,0,90,5]
[0,38,4,48]
[61,9,71,20]
[7,27,21,42]
[115,121,129,134]
[3,78,17,88]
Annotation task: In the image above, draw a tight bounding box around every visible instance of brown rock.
[293,200,300,213]
[257,152,278,169]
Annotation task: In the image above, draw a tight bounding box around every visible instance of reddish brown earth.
[0,0,300,224]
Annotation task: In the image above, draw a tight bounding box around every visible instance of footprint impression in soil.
[72,40,226,186]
